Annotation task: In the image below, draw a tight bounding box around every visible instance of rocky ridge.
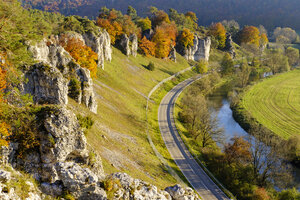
[118,34,138,57]
[26,39,98,113]
[177,36,211,62]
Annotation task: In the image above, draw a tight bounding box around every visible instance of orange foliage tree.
[60,36,98,78]
[0,58,10,147]
[178,28,194,47]
[252,187,270,200]
[209,22,227,49]
[224,136,252,165]
[139,36,156,57]
[96,18,123,44]
[239,26,261,46]
[151,26,172,58]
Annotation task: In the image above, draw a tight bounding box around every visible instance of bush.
[195,60,208,74]
[68,78,81,100]
[77,114,94,135]
[146,62,155,71]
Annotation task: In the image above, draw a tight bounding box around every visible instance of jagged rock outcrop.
[7,106,106,199]
[118,34,138,57]
[0,167,43,200]
[225,33,236,58]
[169,46,177,62]
[24,64,69,105]
[165,184,200,200]
[27,41,98,113]
[106,173,171,200]
[105,173,200,200]
[177,36,211,62]
[82,30,112,70]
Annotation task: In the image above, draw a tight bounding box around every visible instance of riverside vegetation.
[0,0,300,199]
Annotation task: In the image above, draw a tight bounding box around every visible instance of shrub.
[146,62,155,71]
[68,78,81,100]
[195,60,208,74]
[77,114,94,135]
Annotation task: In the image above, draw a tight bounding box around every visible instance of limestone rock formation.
[225,33,236,58]
[107,172,172,200]
[118,34,138,57]
[165,184,200,200]
[24,63,69,105]
[169,46,177,62]
[7,106,106,199]
[27,41,98,113]
[83,30,112,70]
[177,36,211,61]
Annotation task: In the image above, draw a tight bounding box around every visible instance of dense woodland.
[21,0,300,31]
[0,0,300,199]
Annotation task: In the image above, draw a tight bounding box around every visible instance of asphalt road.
[158,75,230,200]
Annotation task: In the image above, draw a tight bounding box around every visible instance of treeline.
[21,0,300,31]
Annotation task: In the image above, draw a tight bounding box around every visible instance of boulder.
[165,184,200,200]
[106,172,171,200]
[0,170,11,183]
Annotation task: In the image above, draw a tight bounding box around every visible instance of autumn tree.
[137,17,152,31]
[224,137,251,166]
[239,26,261,46]
[209,23,226,49]
[221,53,234,75]
[139,36,156,57]
[150,9,170,28]
[178,28,194,47]
[169,9,198,31]
[0,57,10,147]
[285,47,299,66]
[60,36,98,78]
[151,26,171,58]
[127,6,138,21]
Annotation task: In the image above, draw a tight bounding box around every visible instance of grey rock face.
[169,46,177,62]
[83,30,112,70]
[24,64,68,105]
[177,36,211,62]
[9,106,105,199]
[0,170,11,183]
[106,172,172,200]
[225,34,236,58]
[27,41,98,113]
[165,184,200,200]
[118,34,138,57]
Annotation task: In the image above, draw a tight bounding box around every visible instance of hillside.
[22,0,300,30]
[68,47,193,188]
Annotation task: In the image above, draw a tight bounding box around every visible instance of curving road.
[158,75,230,200]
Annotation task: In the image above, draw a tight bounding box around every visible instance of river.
[207,89,300,190]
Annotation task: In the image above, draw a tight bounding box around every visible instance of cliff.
[177,36,211,62]
[26,39,98,113]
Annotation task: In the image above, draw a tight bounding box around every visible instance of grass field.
[241,69,300,139]
[67,47,194,188]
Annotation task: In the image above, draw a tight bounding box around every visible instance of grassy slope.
[241,69,300,139]
[68,47,192,188]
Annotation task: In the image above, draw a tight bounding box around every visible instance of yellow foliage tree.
[209,22,227,49]
[260,33,269,48]
[178,28,194,47]
[151,27,171,58]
